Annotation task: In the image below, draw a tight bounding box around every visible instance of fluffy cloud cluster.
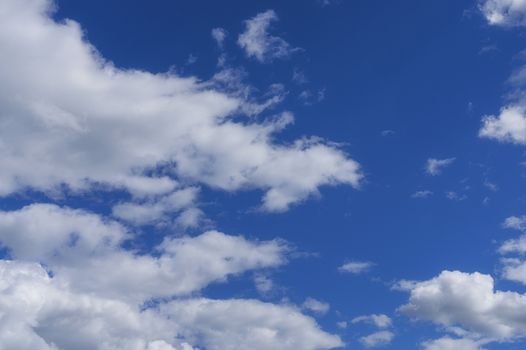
[421,337,487,350]
[479,1,526,144]
[0,204,287,302]
[0,204,342,350]
[479,106,526,144]
[399,270,526,344]
[480,0,526,26]
[0,260,343,350]
[0,0,361,212]
[0,0,358,348]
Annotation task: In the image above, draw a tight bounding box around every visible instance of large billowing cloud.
[0,205,342,350]
[399,270,526,343]
[0,260,342,350]
[0,0,361,212]
[161,298,343,350]
[0,204,287,302]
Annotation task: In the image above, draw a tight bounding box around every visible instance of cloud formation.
[426,158,456,176]
[338,261,374,274]
[0,260,343,350]
[0,0,362,212]
[238,10,296,63]
[480,0,526,26]
[399,270,526,342]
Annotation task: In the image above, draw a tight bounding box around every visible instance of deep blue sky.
[2,0,526,349]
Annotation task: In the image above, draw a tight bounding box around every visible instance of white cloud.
[211,27,227,48]
[480,0,526,26]
[503,215,526,230]
[359,331,394,348]
[0,260,189,350]
[499,234,526,254]
[0,0,362,212]
[0,204,288,302]
[500,258,526,283]
[411,190,433,198]
[254,274,274,294]
[479,106,526,144]
[352,314,392,329]
[336,321,348,329]
[399,270,526,340]
[445,191,467,201]
[426,158,456,176]
[422,337,487,350]
[302,297,330,315]
[160,298,344,350]
[237,10,296,63]
[112,187,202,226]
[0,260,342,350]
[338,261,374,274]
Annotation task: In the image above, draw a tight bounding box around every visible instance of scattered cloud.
[426,158,456,176]
[503,215,526,230]
[336,321,348,329]
[445,191,467,201]
[254,273,274,294]
[238,10,298,63]
[352,314,392,329]
[412,190,433,199]
[211,27,228,48]
[480,0,526,26]
[0,0,362,212]
[338,261,374,274]
[422,337,487,350]
[479,106,526,144]
[302,297,330,315]
[359,331,395,348]
[399,270,526,342]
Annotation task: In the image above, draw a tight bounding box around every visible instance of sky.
[2,0,526,349]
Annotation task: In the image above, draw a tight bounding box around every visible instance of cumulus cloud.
[399,270,526,341]
[0,260,189,350]
[426,158,456,176]
[422,337,487,350]
[238,10,296,63]
[112,187,202,226]
[0,204,288,302]
[480,0,526,26]
[503,215,526,230]
[338,261,374,274]
[479,106,526,144]
[352,314,392,329]
[0,0,362,212]
[161,298,343,350]
[0,260,343,350]
[359,331,394,348]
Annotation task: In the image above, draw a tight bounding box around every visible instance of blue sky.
[2,0,526,349]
